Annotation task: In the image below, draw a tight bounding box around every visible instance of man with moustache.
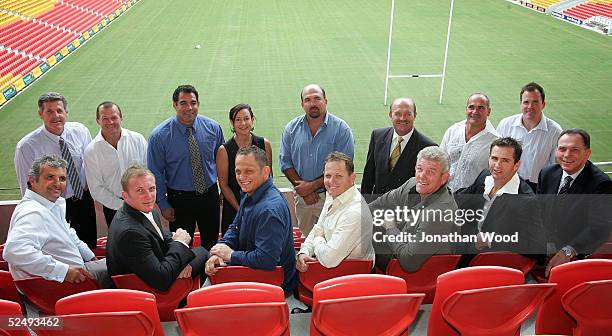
[206,146,296,294]
[280,84,354,236]
[538,129,612,275]
[106,166,208,291]
[4,155,110,287]
[14,92,97,248]
[148,85,224,249]
[441,93,499,193]
[84,101,147,226]
[361,97,436,197]
[497,82,562,191]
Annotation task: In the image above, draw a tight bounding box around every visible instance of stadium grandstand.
[0,0,611,334]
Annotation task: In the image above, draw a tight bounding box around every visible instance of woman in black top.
[216,103,273,234]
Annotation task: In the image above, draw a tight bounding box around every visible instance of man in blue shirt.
[148,85,224,249]
[279,84,355,236]
[205,146,297,294]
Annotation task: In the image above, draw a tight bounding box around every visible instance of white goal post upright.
[383,0,456,105]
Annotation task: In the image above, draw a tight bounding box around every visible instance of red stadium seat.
[589,241,612,259]
[311,274,424,336]
[0,271,25,313]
[428,266,524,336]
[468,251,536,275]
[536,259,612,335]
[386,255,461,303]
[111,273,195,321]
[33,311,154,336]
[175,282,289,336]
[441,283,555,336]
[209,265,284,287]
[562,279,612,336]
[14,277,100,314]
[0,299,30,336]
[55,289,163,336]
[298,259,373,306]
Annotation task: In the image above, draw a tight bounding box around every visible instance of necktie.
[558,176,573,195]
[389,137,403,171]
[187,127,207,194]
[59,137,84,199]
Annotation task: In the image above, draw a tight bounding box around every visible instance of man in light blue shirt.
[148,85,224,249]
[279,84,354,236]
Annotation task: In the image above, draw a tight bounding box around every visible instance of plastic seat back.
[298,259,373,306]
[311,274,421,336]
[386,255,461,303]
[111,273,193,321]
[562,279,612,335]
[536,259,612,335]
[14,277,100,314]
[0,299,30,336]
[442,283,556,336]
[0,271,24,313]
[588,241,612,259]
[176,282,289,336]
[428,266,524,336]
[55,289,163,336]
[33,311,154,336]
[209,265,284,287]
[469,251,537,275]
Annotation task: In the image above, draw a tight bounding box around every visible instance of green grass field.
[0,0,610,200]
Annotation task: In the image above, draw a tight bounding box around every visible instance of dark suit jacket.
[538,161,612,254]
[456,169,546,255]
[361,127,436,196]
[106,203,207,291]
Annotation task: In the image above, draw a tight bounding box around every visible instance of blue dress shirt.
[219,177,297,293]
[280,112,354,183]
[147,116,224,211]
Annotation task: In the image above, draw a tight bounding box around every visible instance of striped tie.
[558,176,573,195]
[59,137,84,199]
[389,137,403,171]
[187,127,207,194]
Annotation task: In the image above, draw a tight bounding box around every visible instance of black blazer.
[456,169,546,255]
[537,161,612,254]
[361,127,436,196]
[106,203,207,291]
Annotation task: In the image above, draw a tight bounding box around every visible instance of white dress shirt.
[478,172,521,231]
[14,122,92,197]
[2,190,95,282]
[441,119,499,192]
[558,166,585,193]
[298,185,375,267]
[496,114,562,184]
[388,129,414,157]
[84,128,147,210]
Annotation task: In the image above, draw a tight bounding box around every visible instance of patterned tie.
[389,137,403,171]
[187,127,207,194]
[59,137,84,199]
[558,176,573,195]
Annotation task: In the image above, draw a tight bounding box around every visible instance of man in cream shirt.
[296,151,374,271]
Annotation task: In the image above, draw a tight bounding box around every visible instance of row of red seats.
[0,19,77,59]
[0,50,38,76]
[63,0,124,16]
[36,3,103,33]
[564,2,612,20]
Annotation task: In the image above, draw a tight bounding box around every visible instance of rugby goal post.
[383,0,456,105]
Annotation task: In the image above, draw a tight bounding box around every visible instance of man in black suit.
[456,137,545,258]
[361,97,436,198]
[106,166,208,291]
[538,128,612,275]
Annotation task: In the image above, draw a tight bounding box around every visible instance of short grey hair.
[416,146,450,173]
[236,145,268,168]
[38,92,68,112]
[28,155,67,181]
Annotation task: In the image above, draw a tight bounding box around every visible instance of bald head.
[389,97,417,136]
[465,93,491,129]
[300,84,326,101]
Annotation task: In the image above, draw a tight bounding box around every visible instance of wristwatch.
[561,245,576,258]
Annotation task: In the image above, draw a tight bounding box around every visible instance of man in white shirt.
[296,152,375,271]
[496,82,562,191]
[441,93,499,193]
[3,155,110,287]
[84,101,147,226]
[14,92,96,248]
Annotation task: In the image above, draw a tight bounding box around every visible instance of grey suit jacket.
[369,178,458,272]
